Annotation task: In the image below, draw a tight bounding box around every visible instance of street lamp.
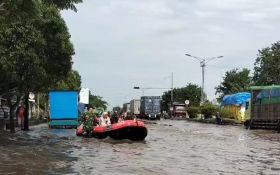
[185,54,223,104]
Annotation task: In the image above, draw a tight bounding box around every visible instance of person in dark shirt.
[111,111,119,124]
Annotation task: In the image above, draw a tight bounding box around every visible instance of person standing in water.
[82,105,98,136]
[17,103,25,129]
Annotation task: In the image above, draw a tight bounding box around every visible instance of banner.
[79,88,89,104]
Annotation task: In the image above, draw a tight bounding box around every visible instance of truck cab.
[171,104,187,118]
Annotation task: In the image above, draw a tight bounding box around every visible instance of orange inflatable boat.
[76,120,148,140]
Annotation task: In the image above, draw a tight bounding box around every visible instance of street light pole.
[201,60,205,104]
[185,54,223,104]
[171,72,174,107]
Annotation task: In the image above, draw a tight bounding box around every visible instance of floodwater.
[1,120,280,175]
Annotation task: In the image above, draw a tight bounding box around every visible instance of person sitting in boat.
[82,105,98,136]
[111,111,119,124]
[100,112,111,126]
[118,113,125,122]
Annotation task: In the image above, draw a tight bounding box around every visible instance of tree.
[89,92,108,111]
[0,0,82,18]
[43,0,83,12]
[55,70,82,90]
[161,83,202,111]
[0,0,41,22]
[0,22,46,132]
[0,3,76,132]
[215,68,251,98]
[253,41,280,85]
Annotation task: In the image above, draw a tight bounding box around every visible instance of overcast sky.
[61,0,280,109]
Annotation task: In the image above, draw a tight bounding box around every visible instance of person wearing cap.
[82,105,98,136]
[100,112,111,126]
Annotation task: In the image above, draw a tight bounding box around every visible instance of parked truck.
[130,99,141,117]
[171,103,187,118]
[49,90,79,128]
[123,103,131,113]
[140,96,161,120]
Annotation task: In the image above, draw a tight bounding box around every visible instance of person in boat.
[100,112,111,126]
[82,105,98,136]
[118,112,125,122]
[111,111,119,124]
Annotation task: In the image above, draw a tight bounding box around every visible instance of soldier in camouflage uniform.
[81,105,98,136]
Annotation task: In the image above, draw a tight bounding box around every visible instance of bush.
[200,103,218,119]
[187,107,200,118]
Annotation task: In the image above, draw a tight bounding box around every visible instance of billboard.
[79,88,90,104]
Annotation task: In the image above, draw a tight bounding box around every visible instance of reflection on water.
[1,121,280,175]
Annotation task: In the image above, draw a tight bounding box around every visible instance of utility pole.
[185,54,223,104]
[201,60,205,104]
[171,72,174,107]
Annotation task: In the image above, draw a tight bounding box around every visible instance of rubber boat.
[76,120,148,140]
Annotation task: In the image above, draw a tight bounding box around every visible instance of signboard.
[29,92,35,102]
[29,92,35,99]
[79,88,90,104]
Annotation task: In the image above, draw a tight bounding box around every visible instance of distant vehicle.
[140,96,161,120]
[171,104,187,118]
[130,99,141,117]
[112,106,121,114]
[123,103,131,113]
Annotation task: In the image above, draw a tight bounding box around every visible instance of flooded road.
[1,120,280,175]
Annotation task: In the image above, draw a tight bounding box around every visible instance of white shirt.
[100,116,111,126]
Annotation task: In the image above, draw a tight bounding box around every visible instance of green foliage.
[0,0,81,132]
[36,5,74,87]
[0,0,41,23]
[0,4,74,94]
[253,41,280,85]
[215,68,251,98]
[162,83,202,111]
[187,107,200,118]
[55,70,81,90]
[89,92,108,111]
[0,0,82,21]
[0,22,46,93]
[43,0,83,12]
[200,103,218,119]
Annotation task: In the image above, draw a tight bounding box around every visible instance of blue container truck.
[140,96,161,120]
[49,90,79,128]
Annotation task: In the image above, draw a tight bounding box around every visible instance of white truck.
[130,99,141,117]
[123,103,131,113]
